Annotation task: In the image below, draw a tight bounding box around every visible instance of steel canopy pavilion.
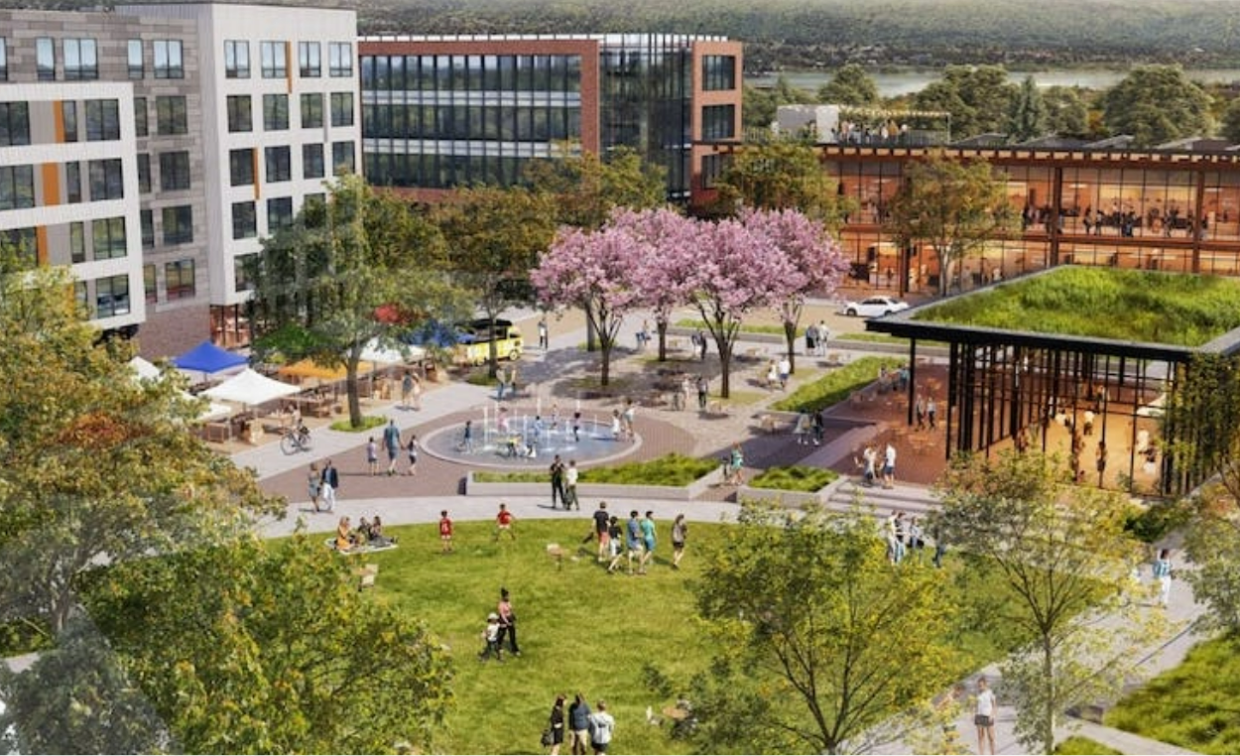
[866,267,1240,496]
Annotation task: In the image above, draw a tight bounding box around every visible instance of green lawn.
[472,453,719,486]
[914,267,1240,346]
[346,519,1028,754]
[772,356,904,413]
[1105,636,1240,754]
[1054,735,1122,754]
[674,318,802,338]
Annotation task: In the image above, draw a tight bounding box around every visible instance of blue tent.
[172,340,248,375]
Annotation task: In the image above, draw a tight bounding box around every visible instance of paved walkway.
[240,304,1206,756]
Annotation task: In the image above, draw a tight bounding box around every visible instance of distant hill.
[358,0,1240,71]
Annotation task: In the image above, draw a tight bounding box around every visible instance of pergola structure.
[867,269,1240,497]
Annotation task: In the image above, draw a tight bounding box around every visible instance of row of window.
[701,55,737,92]
[143,260,196,303]
[127,39,184,80]
[365,151,541,190]
[18,36,183,82]
[69,217,128,263]
[226,92,354,132]
[225,40,352,80]
[362,103,582,143]
[361,54,584,94]
[227,143,354,188]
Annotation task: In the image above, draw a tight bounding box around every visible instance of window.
[140,210,154,249]
[36,38,55,81]
[165,259,195,300]
[267,197,293,231]
[300,93,323,128]
[162,206,193,246]
[153,40,183,79]
[128,39,143,79]
[299,41,320,77]
[702,55,736,91]
[0,102,29,146]
[0,165,34,211]
[84,99,120,141]
[302,143,325,179]
[133,97,148,137]
[166,260,194,298]
[0,38,7,82]
[92,216,127,260]
[4,228,37,268]
[70,222,86,263]
[261,41,287,78]
[95,275,131,317]
[329,42,352,77]
[137,154,151,194]
[235,253,256,292]
[61,101,78,142]
[65,162,82,204]
[263,94,288,131]
[64,38,98,81]
[229,148,255,186]
[332,141,354,174]
[330,92,353,127]
[225,40,249,79]
[88,159,123,201]
[232,201,257,239]
[160,151,191,191]
[701,104,736,140]
[155,96,188,135]
[265,146,291,182]
[144,264,157,304]
[227,95,252,132]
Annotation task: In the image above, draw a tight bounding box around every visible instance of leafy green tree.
[82,533,453,754]
[1043,86,1092,137]
[0,259,279,639]
[817,63,880,107]
[689,502,960,755]
[743,76,817,132]
[436,185,558,377]
[523,145,666,230]
[1222,97,1240,144]
[1102,65,1214,147]
[913,65,1018,139]
[247,174,464,427]
[882,151,1017,296]
[1007,76,1049,142]
[933,451,1158,755]
[706,141,853,228]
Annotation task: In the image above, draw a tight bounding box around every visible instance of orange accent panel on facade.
[40,163,61,208]
[35,226,48,266]
[252,148,260,200]
[52,100,65,143]
[285,41,293,94]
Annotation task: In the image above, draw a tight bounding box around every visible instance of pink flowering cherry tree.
[612,207,698,362]
[532,224,653,386]
[741,208,850,374]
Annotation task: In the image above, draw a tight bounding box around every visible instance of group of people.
[764,356,792,390]
[307,459,340,512]
[584,502,688,575]
[479,587,520,661]
[333,514,395,551]
[856,442,898,488]
[882,510,938,566]
[804,320,831,356]
[367,419,419,477]
[546,694,615,755]
[792,408,827,446]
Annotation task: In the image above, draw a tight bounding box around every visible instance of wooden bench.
[357,563,379,591]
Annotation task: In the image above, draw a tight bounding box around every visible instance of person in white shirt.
[975,676,997,755]
[565,460,580,511]
[587,700,615,754]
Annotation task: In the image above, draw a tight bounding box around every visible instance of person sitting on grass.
[335,516,355,551]
[368,515,396,548]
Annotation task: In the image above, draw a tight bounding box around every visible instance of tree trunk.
[1042,638,1056,756]
[346,362,362,428]
[784,321,798,374]
[585,303,597,352]
[719,343,734,398]
[657,320,668,362]
[600,342,612,386]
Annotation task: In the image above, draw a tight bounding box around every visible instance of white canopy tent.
[128,356,232,421]
[203,368,300,406]
[359,338,425,365]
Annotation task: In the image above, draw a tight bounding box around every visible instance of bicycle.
[280,423,313,455]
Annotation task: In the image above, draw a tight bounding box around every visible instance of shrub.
[772,356,904,413]
[329,415,387,432]
[747,465,839,492]
[472,453,718,487]
[674,318,802,337]
[1124,501,1192,544]
[1053,736,1122,755]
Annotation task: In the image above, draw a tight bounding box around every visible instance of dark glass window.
[265,145,291,182]
[267,197,293,231]
[165,259,195,299]
[156,96,188,135]
[61,101,78,142]
[232,201,257,239]
[88,159,124,201]
[227,95,252,132]
[159,151,191,191]
[330,92,353,127]
[0,165,34,211]
[144,264,157,303]
[65,162,82,203]
[84,99,120,141]
[133,97,148,137]
[0,102,29,146]
[701,104,736,140]
[230,148,255,186]
[225,40,250,79]
[302,143,324,179]
[137,153,151,194]
[92,216,127,260]
[299,41,320,77]
[332,141,354,174]
[70,222,86,263]
[329,42,352,77]
[0,38,8,82]
[263,94,288,131]
[702,55,736,91]
[95,274,131,317]
[162,206,193,246]
[300,93,323,128]
[140,210,154,249]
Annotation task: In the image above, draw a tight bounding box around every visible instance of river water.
[748,68,1240,98]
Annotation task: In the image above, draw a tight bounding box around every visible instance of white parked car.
[840,296,910,318]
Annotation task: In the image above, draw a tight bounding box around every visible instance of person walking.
[915,394,926,431]
[382,419,402,476]
[639,510,657,573]
[366,436,379,476]
[927,396,938,429]
[438,509,454,553]
[568,694,591,755]
[694,328,708,361]
[548,694,566,755]
[974,676,997,755]
[460,419,475,453]
[550,454,568,509]
[306,462,323,512]
[409,371,422,410]
[696,374,709,411]
[401,370,414,409]
[882,442,897,489]
[319,459,339,512]
[593,502,611,562]
[497,587,520,656]
[625,510,644,575]
[1153,548,1173,607]
[565,459,580,510]
[671,514,688,569]
[538,317,549,350]
[588,701,615,755]
[405,432,419,476]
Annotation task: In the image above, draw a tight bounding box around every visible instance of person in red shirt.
[438,510,454,553]
[494,502,516,541]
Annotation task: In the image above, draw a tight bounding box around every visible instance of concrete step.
[826,480,940,517]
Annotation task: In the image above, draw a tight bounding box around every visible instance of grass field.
[772,356,904,413]
[1054,735,1123,754]
[1105,635,1240,754]
[349,518,1029,754]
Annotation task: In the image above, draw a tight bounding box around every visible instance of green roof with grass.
[912,268,1240,347]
